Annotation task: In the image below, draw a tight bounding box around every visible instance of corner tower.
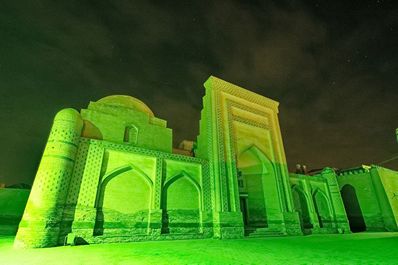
[196,76,301,237]
[14,109,83,248]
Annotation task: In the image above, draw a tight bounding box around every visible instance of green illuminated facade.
[289,168,350,234]
[338,165,398,232]
[14,76,398,248]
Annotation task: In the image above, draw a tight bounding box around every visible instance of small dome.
[97,95,154,117]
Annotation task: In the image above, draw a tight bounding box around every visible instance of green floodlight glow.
[3,233,398,264]
[10,76,398,250]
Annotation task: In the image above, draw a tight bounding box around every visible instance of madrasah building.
[14,76,398,248]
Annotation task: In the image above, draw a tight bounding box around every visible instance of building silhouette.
[14,76,398,248]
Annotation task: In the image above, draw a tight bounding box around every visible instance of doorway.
[341,185,366,232]
[237,146,271,234]
[240,194,248,227]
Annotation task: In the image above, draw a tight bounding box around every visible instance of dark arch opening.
[341,185,366,232]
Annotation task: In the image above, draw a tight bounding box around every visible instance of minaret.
[14,108,83,248]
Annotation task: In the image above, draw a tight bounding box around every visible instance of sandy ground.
[2,232,398,265]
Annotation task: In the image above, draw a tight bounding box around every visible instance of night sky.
[1,1,398,185]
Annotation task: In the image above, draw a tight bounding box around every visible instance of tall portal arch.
[237,145,282,231]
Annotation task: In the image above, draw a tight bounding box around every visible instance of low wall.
[0,188,30,235]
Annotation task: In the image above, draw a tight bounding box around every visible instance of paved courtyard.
[2,232,398,264]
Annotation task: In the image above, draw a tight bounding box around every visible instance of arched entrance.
[341,185,366,232]
[237,146,277,233]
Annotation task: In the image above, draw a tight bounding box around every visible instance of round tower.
[14,108,83,248]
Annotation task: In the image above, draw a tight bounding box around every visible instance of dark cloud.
[0,0,397,185]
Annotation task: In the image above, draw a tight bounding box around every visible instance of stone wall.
[290,168,350,235]
[337,165,398,232]
[67,138,211,245]
[0,188,30,235]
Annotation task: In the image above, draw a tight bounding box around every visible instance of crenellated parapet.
[337,165,371,176]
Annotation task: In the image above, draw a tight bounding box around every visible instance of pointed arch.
[102,163,152,186]
[93,163,153,236]
[162,171,201,210]
[291,185,312,229]
[161,171,202,234]
[292,185,307,198]
[163,170,201,195]
[124,123,139,144]
[238,144,273,176]
[96,163,153,208]
[312,189,332,211]
[312,189,332,228]
[292,185,311,206]
[237,145,273,229]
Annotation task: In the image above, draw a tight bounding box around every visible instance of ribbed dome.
[97,95,154,117]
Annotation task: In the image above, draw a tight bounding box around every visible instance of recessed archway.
[292,185,313,231]
[341,185,366,232]
[161,172,201,234]
[94,165,152,236]
[313,190,332,228]
[237,145,273,232]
